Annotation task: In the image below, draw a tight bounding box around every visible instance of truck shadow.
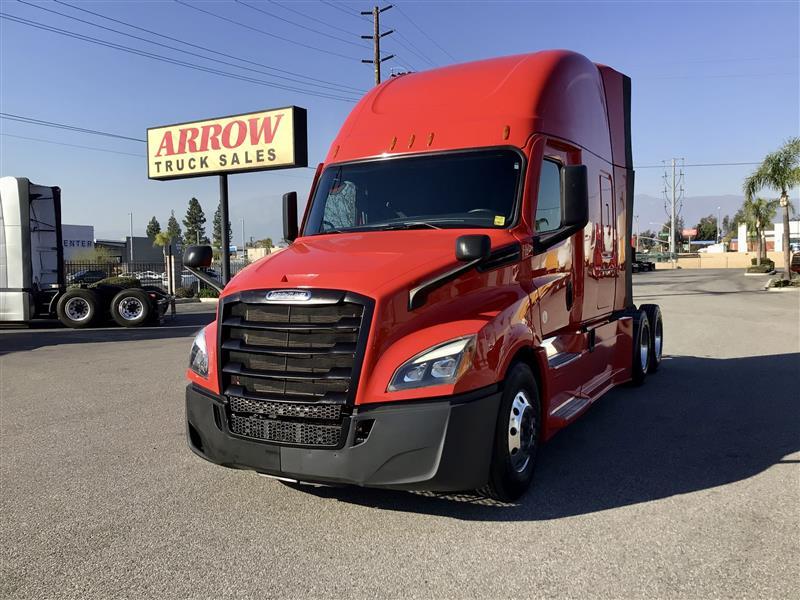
[0,311,215,356]
[299,352,800,521]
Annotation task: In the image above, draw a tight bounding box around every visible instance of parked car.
[67,269,107,284]
[791,252,800,274]
[163,268,220,288]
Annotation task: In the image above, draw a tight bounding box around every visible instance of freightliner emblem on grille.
[265,289,311,302]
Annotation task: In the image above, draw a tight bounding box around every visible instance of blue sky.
[1,0,798,241]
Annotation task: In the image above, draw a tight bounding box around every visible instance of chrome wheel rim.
[654,318,663,362]
[508,390,536,472]
[118,297,144,321]
[65,297,90,322]
[640,322,650,370]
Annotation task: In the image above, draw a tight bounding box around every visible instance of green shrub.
[746,265,774,273]
[750,257,775,269]
[198,287,219,298]
[770,278,800,288]
[175,287,195,298]
[89,276,141,289]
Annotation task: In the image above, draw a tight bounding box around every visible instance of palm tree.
[743,138,800,278]
[742,197,779,265]
[153,231,174,291]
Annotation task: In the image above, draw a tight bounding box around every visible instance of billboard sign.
[682,228,698,237]
[147,106,307,180]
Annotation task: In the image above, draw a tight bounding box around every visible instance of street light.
[717,206,721,242]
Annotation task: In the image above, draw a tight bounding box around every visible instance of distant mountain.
[633,194,745,231]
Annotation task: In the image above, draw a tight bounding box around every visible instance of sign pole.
[220,174,231,284]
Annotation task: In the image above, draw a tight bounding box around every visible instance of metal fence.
[63,259,250,295]
[64,261,167,288]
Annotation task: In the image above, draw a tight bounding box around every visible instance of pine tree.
[183,197,208,246]
[166,210,182,244]
[146,216,161,241]
[212,203,233,249]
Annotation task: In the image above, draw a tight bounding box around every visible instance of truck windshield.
[304,149,522,235]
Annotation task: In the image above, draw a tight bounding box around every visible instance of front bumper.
[185,384,502,491]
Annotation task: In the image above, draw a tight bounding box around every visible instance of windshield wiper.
[369,221,442,231]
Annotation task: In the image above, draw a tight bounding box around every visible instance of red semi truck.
[183,50,664,501]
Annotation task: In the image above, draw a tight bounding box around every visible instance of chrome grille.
[219,291,370,448]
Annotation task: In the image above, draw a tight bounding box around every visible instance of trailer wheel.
[479,363,540,502]
[111,289,151,327]
[630,310,651,386]
[56,289,99,328]
[640,304,663,373]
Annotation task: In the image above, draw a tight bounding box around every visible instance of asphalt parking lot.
[1,270,798,599]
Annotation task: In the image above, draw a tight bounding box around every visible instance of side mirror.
[183,245,213,268]
[456,234,491,262]
[563,165,588,230]
[283,191,298,242]
[534,165,588,252]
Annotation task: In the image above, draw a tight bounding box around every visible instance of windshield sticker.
[494,216,506,226]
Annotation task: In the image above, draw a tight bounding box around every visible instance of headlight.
[388,336,475,391]
[189,327,209,377]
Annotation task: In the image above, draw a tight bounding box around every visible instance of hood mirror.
[183,245,213,268]
[456,234,491,262]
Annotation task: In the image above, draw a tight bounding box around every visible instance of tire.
[56,289,100,328]
[479,363,540,502]
[110,289,151,327]
[630,309,651,386]
[640,304,663,373]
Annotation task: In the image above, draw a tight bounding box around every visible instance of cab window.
[534,160,562,233]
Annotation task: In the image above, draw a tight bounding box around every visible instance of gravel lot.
[1,270,798,599]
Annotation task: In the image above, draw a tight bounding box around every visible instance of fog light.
[353,420,374,446]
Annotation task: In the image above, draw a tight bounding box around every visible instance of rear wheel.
[630,310,651,386]
[640,304,663,373]
[111,289,151,327]
[479,363,540,502]
[56,289,100,328]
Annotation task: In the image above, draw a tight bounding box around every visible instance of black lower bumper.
[185,384,502,492]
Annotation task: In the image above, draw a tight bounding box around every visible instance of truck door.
[526,140,582,338]
[595,173,617,310]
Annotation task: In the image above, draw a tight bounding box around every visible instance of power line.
[0,133,143,157]
[235,0,369,50]
[321,1,368,21]
[388,30,436,69]
[51,0,365,94]
[0,112,146,142]
[174,0,362,62]
[636,161,761,168]
[19,0,363,98]
[0,13,359,102]
[271,0,363,37]
[395,3,456,63]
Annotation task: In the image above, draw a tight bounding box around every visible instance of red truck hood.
[223,229,518,299]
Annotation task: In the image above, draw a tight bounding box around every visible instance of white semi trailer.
[0,176,170,328]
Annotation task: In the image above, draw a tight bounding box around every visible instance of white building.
[61,224,94,260]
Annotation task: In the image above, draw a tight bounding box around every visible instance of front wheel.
[479,363,540,502]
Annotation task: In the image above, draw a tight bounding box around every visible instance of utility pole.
[240,218,245,259]
[662,158,684,263]
[361,5,394,85]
